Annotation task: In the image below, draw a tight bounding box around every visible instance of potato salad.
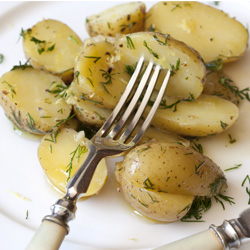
[0,1,249,223]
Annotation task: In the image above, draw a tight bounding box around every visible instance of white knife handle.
[153,229,223,250]
[25,220,67,250]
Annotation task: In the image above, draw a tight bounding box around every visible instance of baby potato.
[145,1,248,63]
[38,128,108,196]
[0,67,72,134]
[86,2,146,37]
[76,32,206,109]
[66,81,112,126]
[22,19,83,81]
[74,36,130,109]
[203,71,241,105]
[116,142,227,197]
[144,93,239,137]
[116,32,206,99]
[116,141,227,221]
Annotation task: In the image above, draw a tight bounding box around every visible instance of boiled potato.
[74,36,130,109]
[38,128,108,196]
[66,81,112,126]
[144,93,239,137]
[116,32,206,99]
[86,2,146,37]
[22,19,83,82]
[203,71,241,105]
[116,141,227,221]
[75,32,206,109]
[0,68,72,134]
[145,1,248,63]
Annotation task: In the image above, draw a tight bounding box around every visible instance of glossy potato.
[38,128,108,196]
[66,81,112,126]
[116,32,206,99]
[74,36,130,109]
[116,141,227,221]
[145,1,248,63]
[0,68,72,134]
[144,93,239,137]
[86,2,146,37]
[117,175,194,222]
[75,32,206,110]
[22,19,83,81]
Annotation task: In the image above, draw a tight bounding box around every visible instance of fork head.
[91,56,171,154]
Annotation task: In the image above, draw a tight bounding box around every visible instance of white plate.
[0,1,250,250]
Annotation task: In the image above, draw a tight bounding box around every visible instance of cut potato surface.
[145,1,248,63]
[144,93,239,137]
[74,37,130,109]
[38,128,108,196]
[66,81,112,126]
[116,32,206,99]
[0,68,72,134]
[86,2,146,37]
[22,19,83,75]
[75,32,206,110]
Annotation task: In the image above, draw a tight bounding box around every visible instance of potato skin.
[203,71,241,105]
[86,2,146,37]
[116,141,227,222]
[117,175,194,222]
[145,1,248,63]
[116,142,227,197]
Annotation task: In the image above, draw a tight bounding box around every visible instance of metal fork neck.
[210,218,250,249]
[43,142,105,233]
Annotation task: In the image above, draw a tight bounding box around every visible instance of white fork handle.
[153,229,223,250]
[25,220,67,250]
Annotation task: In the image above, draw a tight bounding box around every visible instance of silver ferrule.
[210,218,250,249]
[43,196,77,234]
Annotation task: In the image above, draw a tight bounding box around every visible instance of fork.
[26,56,171,250]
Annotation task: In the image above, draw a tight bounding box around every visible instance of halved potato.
[66,81,112,126]
[74,36,130,109]
[0,68,72,134]
[22,19,83,81]
[144,93,239,137]
[145,1,248,63]
[75,32,206,109]
[86,2,146,37]
[38,128,108,196]
[116,32,206,99]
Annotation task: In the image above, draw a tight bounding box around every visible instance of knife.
[153,208,250,250]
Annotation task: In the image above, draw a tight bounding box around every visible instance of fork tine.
[107,60,154,139]
[119,63,162,142]
[96,56,144,137]
[131,69,171,144]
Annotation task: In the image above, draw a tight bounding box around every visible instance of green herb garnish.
[84,56,101,63]
[126,36,135,49]
[143,40,159,59]
[0,54,4,63]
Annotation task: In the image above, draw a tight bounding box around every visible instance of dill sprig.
[66,144,88,182]
[219,77,250,102]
